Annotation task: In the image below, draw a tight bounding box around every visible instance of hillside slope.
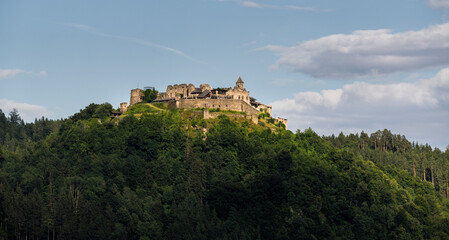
[0,104,448,239]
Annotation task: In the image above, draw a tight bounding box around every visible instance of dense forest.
[1,103,449,239]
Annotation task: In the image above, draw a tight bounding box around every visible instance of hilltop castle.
[120,77,287,127]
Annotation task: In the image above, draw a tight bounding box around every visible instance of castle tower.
[236,77,244,90]
[130,88,144,106]
[120,102,128,113]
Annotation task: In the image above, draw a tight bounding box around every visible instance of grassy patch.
[124,103,163,115]
[151,102,167,109]
[258,112,286,130]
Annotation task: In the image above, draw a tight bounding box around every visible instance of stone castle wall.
[275,118,288,129]
[166,84,196,98]
[203,109,258,124]
[177,98,260,116]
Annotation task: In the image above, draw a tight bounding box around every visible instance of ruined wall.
[203,109,258,124]
[166,100,178,109]
[275,118,288,129]
[200,84,211,91]
[178,98,259,116]
[157,92,169,100]
[256,104,272,115]
[156,80,251,102]
[165,84,196,98]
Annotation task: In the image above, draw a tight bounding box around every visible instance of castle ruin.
[121,77,287,128]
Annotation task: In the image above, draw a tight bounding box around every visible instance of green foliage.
[209,108,246,115]
[70,103,113,121]
[124,103,162,115]
[258,111,271,119]
[324,129,449,198]
[144,89,158,103]
[151,102,167,109]
[192,107,246,115]
[276,121,286,129]
[1,106,449,239]
[0,108,60,151]
[258,111,286,129]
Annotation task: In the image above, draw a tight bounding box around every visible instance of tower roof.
[237,77,243,83]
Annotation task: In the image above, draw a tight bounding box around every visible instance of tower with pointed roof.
[236,77,244,90]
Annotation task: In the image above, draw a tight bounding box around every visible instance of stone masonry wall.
[203,109,258,124]
[275,118,288,129]
[166,84,196,98]
[226,88,250,104]
[178,98,260,116]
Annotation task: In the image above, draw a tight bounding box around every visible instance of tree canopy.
[0,105,448,239]
[144,89,158,103]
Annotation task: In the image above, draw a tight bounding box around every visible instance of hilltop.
[0,103,448,239]
[120,77,288,128]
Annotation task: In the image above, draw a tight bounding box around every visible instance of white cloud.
[0,99,52,122]
[0,69,47,79]
[270,68,449,149]
[429,0,449,9]
[263,22,449,79]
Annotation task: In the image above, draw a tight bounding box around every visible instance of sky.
[1,0,448,149]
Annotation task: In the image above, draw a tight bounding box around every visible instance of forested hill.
[1,103,449,240]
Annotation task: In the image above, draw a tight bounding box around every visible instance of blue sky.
[1,0,448,149]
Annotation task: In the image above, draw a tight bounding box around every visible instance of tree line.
[324,130,449,198]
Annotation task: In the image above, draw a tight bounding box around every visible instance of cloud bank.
[270,68,449,149]
[0,99,52,122]
[263,22,449,79]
